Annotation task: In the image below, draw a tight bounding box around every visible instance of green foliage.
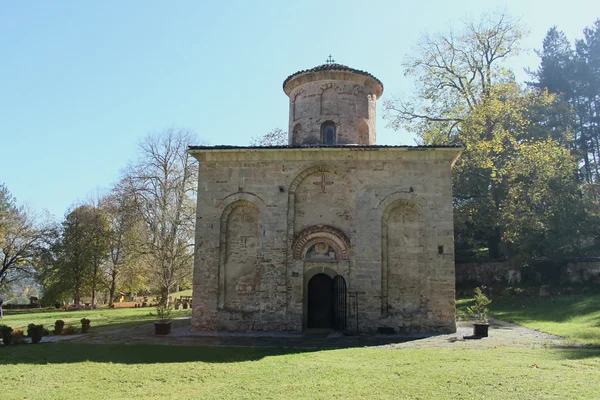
[0,183,55,290]
[0,324,13,345]
[54,319,65,334]
[27,323,44,343]
[80,318,91,333]
[466,287,492,322]
[385,12,594,261]
[155,303,172,322]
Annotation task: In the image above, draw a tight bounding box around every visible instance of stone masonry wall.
[190,147,460,334]
[288,79,377,145]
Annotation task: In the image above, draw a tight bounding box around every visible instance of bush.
[54,320,65,334]
[12,329,25,339]
[27,324,44,344]
[63,325,77,335]
[155,304,172,322]
[0,324,13,345]
[81,318,91,333]
[467,287,492,322]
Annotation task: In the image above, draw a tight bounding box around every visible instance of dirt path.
[51,316,562,350]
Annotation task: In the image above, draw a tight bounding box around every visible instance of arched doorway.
[307,274,333,329]
[307,273,347,330]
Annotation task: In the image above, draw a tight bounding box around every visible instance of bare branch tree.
[121,128,199,305]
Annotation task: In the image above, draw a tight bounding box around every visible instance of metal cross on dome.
[326,55,335,64]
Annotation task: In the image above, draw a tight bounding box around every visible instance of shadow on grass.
[492,294,600,324]
[0,337,418,365]
[552,346,600,360]
[0,343,309,365]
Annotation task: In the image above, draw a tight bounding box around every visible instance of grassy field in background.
[492,293,600,346]
[458,292,600,346]
[1,307,192,332]
[1,343,599,399]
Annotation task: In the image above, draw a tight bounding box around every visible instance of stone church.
[189,62,461,333]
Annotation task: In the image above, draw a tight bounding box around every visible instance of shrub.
[12,329,25,338]
[27,324,44,344]
[54,320,65,335]
[63,325,77,335]
[467,287,492,322]
[155,304,172,322]
[0,324,13,345]
[81,318,91,333]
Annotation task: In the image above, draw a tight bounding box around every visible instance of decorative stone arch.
[216,191,270,219]
[317,82,342,95]
[292,88,306,121]
[380,198,423,318]
[291,87,306,102]
[352,85,365,96]
[218,199,261,309]
[288,165,352,194]
[292,225,350,261]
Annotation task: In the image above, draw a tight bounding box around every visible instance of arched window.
[321,121,336,145]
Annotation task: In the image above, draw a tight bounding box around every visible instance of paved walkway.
[52,317,561,350]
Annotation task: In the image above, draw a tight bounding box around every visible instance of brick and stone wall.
[190,147,460,334]
[284,69,382,146]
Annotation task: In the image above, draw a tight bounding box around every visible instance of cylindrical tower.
[283,63,384,146]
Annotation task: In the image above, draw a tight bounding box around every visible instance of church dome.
[283,63,384,99]
[283,62,384,146]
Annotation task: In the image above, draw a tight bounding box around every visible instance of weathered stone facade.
[189,63,461,334]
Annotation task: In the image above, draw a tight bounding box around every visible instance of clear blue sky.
[1,0,599,219]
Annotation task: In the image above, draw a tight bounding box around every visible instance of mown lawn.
[492,293,600,346]
[1,307,192,333]
[1,343,599,399]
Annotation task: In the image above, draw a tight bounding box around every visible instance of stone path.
[51,317,562,350]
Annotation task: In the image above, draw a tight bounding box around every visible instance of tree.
[249,128,288,146]
[384,11,526,145]
[0,184,53,290]
[54,205,110,305]
[384,12,586,260]
[121,128,198,305]
[101,184,145,306]
[531,21,600,183]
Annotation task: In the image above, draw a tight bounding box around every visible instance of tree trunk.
[108,269,118,307]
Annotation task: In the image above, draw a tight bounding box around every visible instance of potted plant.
[154,303,172,335]
[27,324,44,344]
[467,287,492,337]
[1,324,13,345]
[81,318,91,333]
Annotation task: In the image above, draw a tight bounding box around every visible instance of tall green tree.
[53,205,110,305]
[0,184,53,289]
[385,12,585,260]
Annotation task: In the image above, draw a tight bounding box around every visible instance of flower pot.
[154,321,172,335]
[473,322,489,338]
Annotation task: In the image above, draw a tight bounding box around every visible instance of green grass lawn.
[457,291,600,346]
[491,293,600,346]
[171,288,193,298]
[1,307,192,333]
[1,344,598,399]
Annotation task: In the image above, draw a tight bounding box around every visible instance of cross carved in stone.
[313,173,334,193]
